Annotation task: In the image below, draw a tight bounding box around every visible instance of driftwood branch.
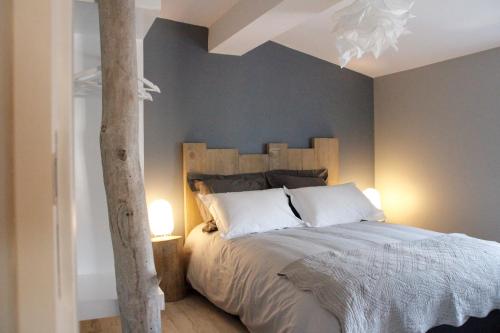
[97,0,161,331]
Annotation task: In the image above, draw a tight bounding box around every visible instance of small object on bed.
[286,182,385,227]
[201,220,218,233]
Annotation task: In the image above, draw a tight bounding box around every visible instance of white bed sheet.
[185,221,440,333]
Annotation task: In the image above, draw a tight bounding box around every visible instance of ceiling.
[160,0,500,77]
[75,1,160,39]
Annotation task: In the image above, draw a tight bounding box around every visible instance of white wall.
[375,47,500,242]
[74,32,114,276]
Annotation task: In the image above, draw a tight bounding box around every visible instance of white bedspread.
[185,221,446,333]
[280,234,500,333]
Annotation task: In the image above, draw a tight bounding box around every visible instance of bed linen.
[185,221,447,333]
[280,234,500,333]
[200,188,303,239]
[285,183,385,227]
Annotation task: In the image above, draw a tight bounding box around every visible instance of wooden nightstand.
[152,235,187,302]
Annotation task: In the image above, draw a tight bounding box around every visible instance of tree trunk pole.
[97,0,161,332]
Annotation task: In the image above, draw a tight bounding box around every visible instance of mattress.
[184,221,440,333]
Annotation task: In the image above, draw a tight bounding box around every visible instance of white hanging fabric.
[74,66,161,101]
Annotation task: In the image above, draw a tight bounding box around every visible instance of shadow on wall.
[144,18,375,236]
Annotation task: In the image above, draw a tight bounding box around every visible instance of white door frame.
[13,0,77,331]
[54,0,77,331]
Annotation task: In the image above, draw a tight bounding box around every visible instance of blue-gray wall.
[144,19,374,235]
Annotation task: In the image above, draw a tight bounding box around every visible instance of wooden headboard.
[182,138,339,237]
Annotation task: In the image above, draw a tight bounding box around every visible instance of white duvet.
[185,221,448,333]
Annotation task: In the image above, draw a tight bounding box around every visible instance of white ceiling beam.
[209,0,345,56]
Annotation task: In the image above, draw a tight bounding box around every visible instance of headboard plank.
[206,149,239,175]
[268,143,288,169]
[182,143,207,237]
[313,138,339,185]
[239,154,269,173]
[286,149,303,170]
[301,149,317,170]
[183,138,339,237]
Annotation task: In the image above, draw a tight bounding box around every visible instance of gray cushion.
[266,173,326,189]
[266,168,328,181]
[187,172,269,193]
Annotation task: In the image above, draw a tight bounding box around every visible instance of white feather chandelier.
[332,0,415,67]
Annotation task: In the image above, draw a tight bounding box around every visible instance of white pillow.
[286,183,385,227]
[199,188,302,239]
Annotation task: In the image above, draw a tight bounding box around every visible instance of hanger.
[74,66,161,101]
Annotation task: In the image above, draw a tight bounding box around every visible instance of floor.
[80,292,248,333]
[79,292,500,333]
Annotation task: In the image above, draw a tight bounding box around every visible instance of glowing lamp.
[148,199,174,237]
[363,188,382,210]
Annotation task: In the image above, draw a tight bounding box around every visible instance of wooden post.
[97,0,161,332]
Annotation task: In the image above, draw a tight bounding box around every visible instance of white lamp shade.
[148,199,174,236]
[363,188,382,210]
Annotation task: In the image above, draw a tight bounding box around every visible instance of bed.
[181,139,500,333]
[186,221,437,332]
